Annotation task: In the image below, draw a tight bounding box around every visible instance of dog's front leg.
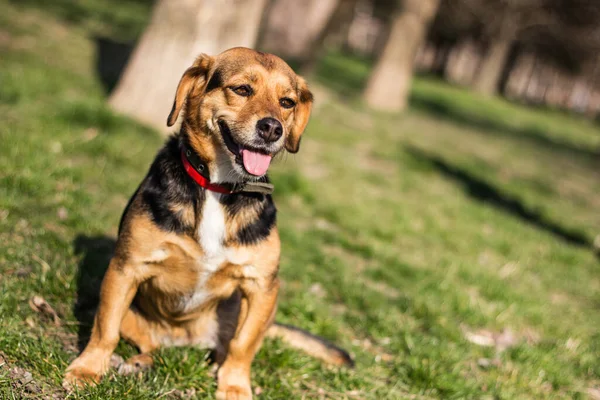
[63,259,142,389]
[216,277,279,400]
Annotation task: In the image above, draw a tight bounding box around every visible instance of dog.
[63,47,353,399]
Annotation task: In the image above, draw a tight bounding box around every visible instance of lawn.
[1,1,599,399]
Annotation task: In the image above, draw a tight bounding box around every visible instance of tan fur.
[63,48,323,399]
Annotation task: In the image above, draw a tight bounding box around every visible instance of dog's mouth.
[218,120,273,176]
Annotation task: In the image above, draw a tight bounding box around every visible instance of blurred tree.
[299,0,360,76]
[109,0,268,131]
[259,0,340,60]
[258,0,359,76]
[412,0,600,114]
[363,0,440,111]
[450,0,559,96]
[344,0,386,57]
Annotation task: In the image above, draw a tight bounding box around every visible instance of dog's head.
[168,47,313,181]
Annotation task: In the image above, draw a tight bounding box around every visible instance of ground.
[1,0,599,399]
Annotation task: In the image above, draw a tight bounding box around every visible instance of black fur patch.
[205,69,223,93]
[122,132,276,244]
[118,183,141,234]
[299,88,313,103]
[237,197,276,245]
[139,135,201,234]
[220,193,277,245]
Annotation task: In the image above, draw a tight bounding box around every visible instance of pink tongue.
[241,149,272,176]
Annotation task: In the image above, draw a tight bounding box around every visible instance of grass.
[1,0,599,398]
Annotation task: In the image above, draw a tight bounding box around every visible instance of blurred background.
[41,0,600,129]
[1,0,600,399]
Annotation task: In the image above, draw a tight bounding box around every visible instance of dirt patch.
[0,351,64,399]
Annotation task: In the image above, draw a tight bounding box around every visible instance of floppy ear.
[167,54,213,127]
[285,77,313,153]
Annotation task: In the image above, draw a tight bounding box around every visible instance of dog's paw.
[216,384,253,400]
[117,353,153,376]
[62,353,110,391]
[217,366,252,400]
[62,367,101,391]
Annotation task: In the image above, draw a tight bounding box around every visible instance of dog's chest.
[198,192,227,258]
[180,193,249,311]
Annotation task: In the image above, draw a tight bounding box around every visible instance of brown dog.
[63,47,352,399]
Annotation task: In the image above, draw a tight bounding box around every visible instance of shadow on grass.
[94,36,134,93]
[409,92,600,165]
[405,146,592,249]
[309,52,598,166]
[73,234,116,350]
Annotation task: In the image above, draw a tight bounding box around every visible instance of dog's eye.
[279,98,296,109]
[232,85,252,97]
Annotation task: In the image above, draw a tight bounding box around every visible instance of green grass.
[1,1,600,398]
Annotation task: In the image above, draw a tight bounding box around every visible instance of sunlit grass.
[1,1,599,398]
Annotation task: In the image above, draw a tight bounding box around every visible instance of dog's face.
[168,47,313,180]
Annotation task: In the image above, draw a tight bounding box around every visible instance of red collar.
[181,148,275,195]
[181,149,236,194]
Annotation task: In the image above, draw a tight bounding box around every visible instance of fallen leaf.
[464,331,495,347]
[463,326,519,351]
[29,295,61,326]
[57,207,68,220]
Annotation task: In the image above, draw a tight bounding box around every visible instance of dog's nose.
[256,118,283,143]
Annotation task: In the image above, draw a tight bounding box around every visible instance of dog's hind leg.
[119,306,160,353]
[117,307,161,375]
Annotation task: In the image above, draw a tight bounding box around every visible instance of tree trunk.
[498,42,519,96]
[505,52,535,100]
[258,0,339,60]
[300,0,359,76]
[345,0,385,56]
[472,37,512,96]
[109,0,268,132]
[363,0,440,111]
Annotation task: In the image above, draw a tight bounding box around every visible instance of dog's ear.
[167,54,213,127]
[285,76,313,153]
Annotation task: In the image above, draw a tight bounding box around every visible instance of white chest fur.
[180,192,252,312]
[198,192,226,258]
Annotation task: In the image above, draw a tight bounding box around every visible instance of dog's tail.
[266,322,354,367]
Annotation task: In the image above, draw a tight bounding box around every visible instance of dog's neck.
[180,123,240,184]
[179,124,274,195]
